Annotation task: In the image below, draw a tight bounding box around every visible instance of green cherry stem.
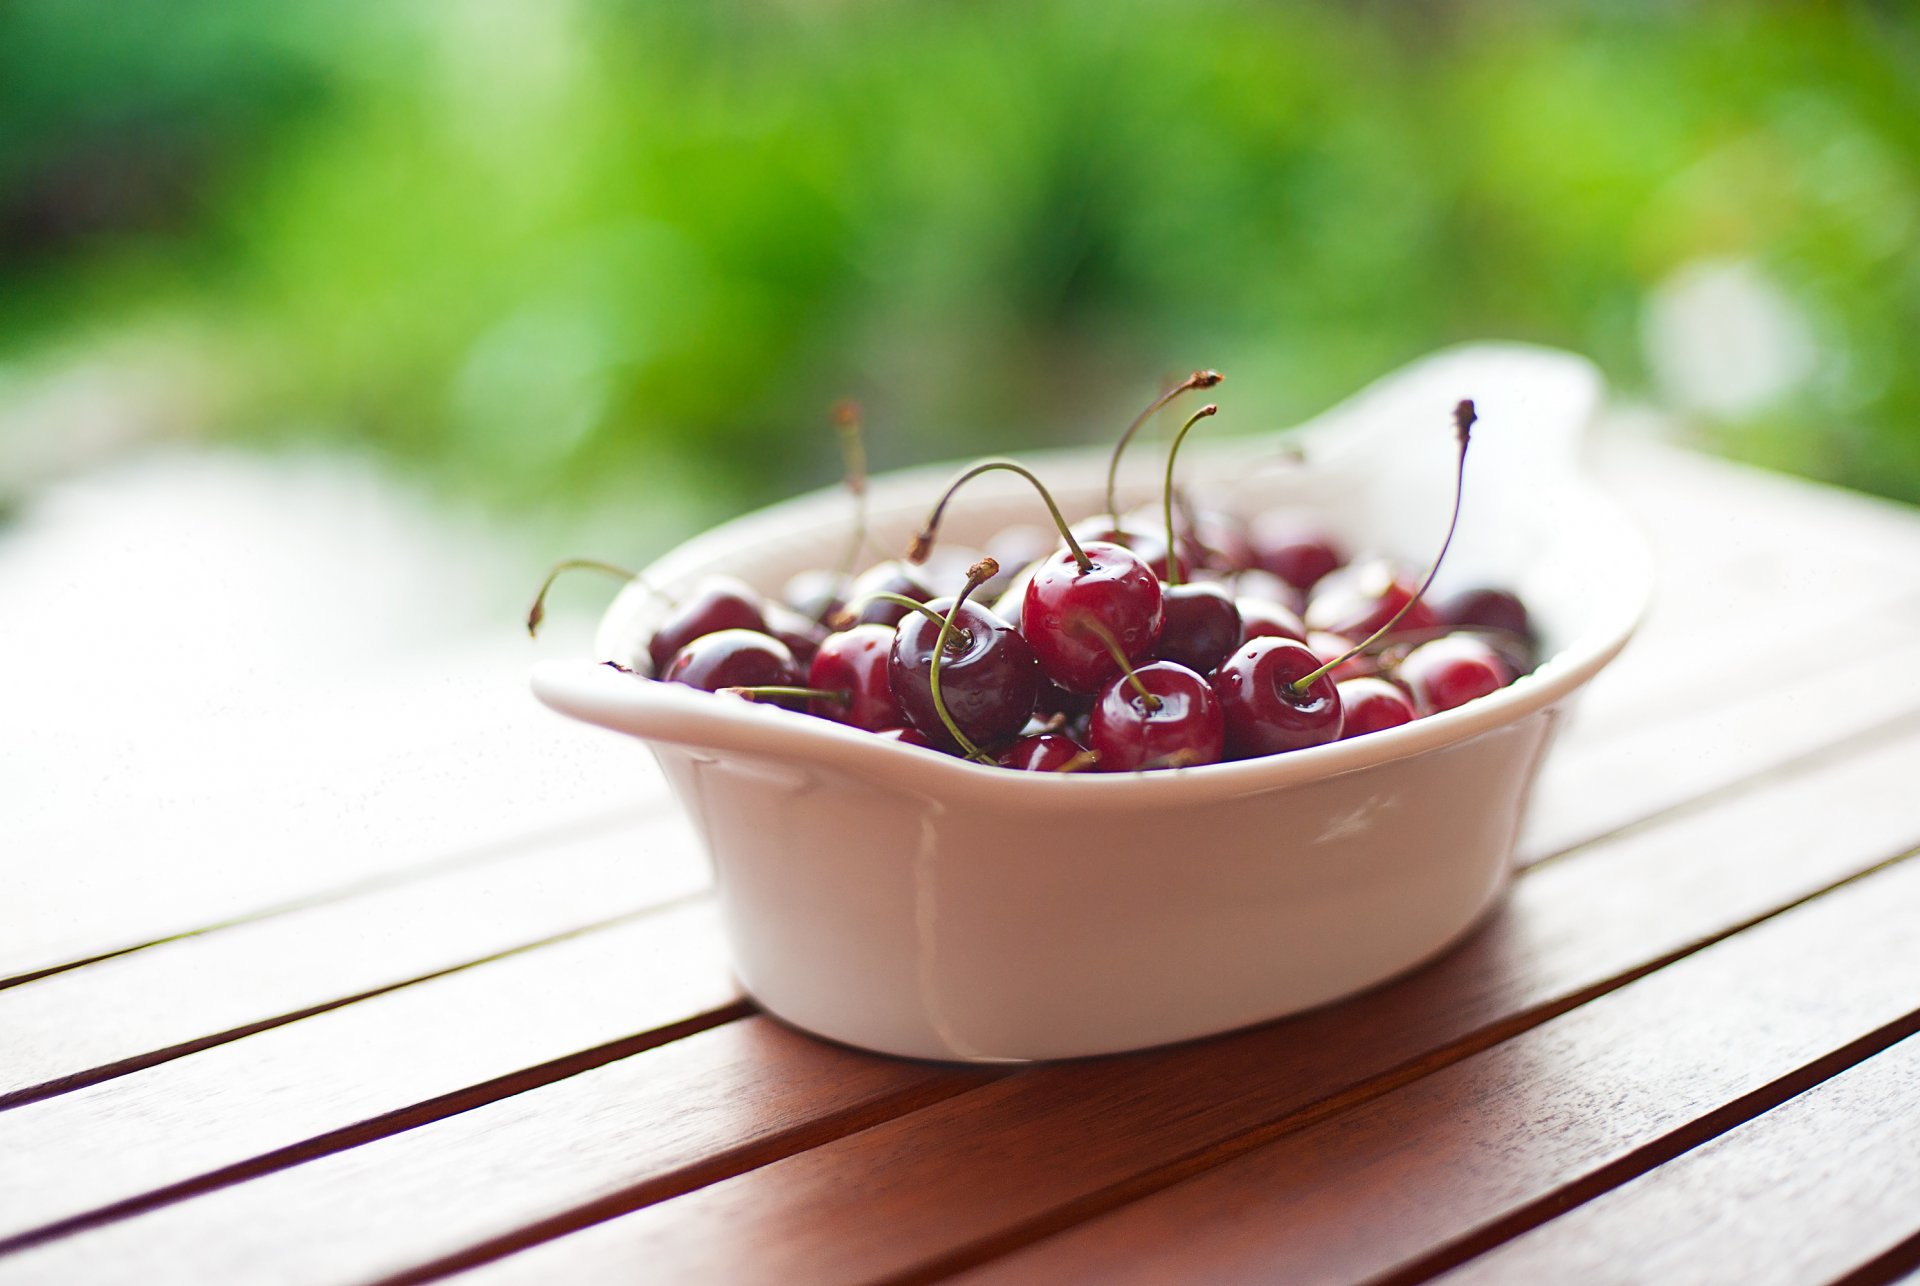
[720,685,850,704]
[831,592,953,633]
[829,399,870,601]
[1105,369,1223,526]
[1074,615,1161,711]
[929,558,1001,764]
[1291,398,1477,693]
[909,461,1091,574]
[1161,402,1219,588]
[526,558,655,637]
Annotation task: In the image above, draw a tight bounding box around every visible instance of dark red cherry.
[1035,676,1094,719]
[845,561,935,627]
[806,624,905,731]
[647,576,768,672]
[1249,517,1345,592]
[889,598,1041,751]
[876,726,942,751]
[764,604,828,668]
[998,733,1095,772]
[1306,560,1442,640]
[1022,541,1164,692]
[1400,635,1512,713]
[1158,583,1241,674]
[665,629,799,703]
[1237,597,1308,646]
[1336,676,1416,737]
[1306,630,1381,683]
[1211,636,1344,758]
[1439,585,1531,639]
[1089,661,1224,771]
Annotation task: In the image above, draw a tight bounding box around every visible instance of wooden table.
[5,439,1920,1285]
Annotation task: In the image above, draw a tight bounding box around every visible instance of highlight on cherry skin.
[527,388,1539,772]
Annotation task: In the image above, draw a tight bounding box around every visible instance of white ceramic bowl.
[533,343,1648,1062]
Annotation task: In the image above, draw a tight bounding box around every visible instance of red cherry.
[1400,635,1512,713]
[1089,661,1224,771]
[1439,585,1533,641]
[647,576,768,672]
[1336,676,1416,737]
[1211,636,1344,757]
[889,598,1041,752]
[876,727,942,751]
[844,561,935,627]
[1306,560,1442,640]
[1306,630,1380,683]
[1070,520,1184,582]
[1021,541,1165,693]
[998,733,1096,772]
[665,629,799,702]
[1157,582,1241,674]
[1249,517,1346,592]
[764,603,828,668]
[1237,597,1308,646]
[806,624,905,731]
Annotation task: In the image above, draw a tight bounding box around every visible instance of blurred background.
[2,1,1918,853]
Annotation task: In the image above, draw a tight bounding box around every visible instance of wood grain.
[1436,1035,1920,1286]
[0,816,705,1102]
[0,901,742,1246]
[952,859,1920,1286]
[0,1020,991,1284]
[349,725,1920,1286]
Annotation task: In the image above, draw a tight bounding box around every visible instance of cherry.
[842,560,935,628]
[1069,519,1184,582]
[1159,583,1242,674]
[1089,660,1224,771]
[806,624,905,731]
[1035,676,1094,719]
[665,629,799,703]
[1238,598,1308,645]
[764,604,828,668]
[1211,636,1344,757]
[876,726,942,751]
[999,734,1098,772]
[1249,516,1346,593]
[648,576,769,673]
[1336,676,1416,737]
[1305,560,1442,641]
[1439,586,1533,641]
[1306,630,1380,683]
[889,561,1041,756]
[1400,635,1512,713]
[910,459,1164,694]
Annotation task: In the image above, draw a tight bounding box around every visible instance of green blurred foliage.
[2,0,1917,525]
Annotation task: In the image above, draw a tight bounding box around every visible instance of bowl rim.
[538,342,1650,811]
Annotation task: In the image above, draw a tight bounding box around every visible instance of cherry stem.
[830,400,869,596]
[1074,616,1161,711]
[1053,748,1101,773]
[1161,403,1219,588]
[1105,369,1223,525]
[832,592,953,634]
[929,558,1001,764]
[720,685,850,704]
[910,461,1091,574]
[526,558,653,637]
[1292,399,1477,693]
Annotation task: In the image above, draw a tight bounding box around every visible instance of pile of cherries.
[530,376,1537,774]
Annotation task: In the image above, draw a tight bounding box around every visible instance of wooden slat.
[0,815,704,1103]
[1522,636,1920,859]
[951,861,1920,1286]
[1438,1035,1920,1286]
[47,719,1910,1286]
[0,1020,993,1282]
[1,641,672,985]
[0,901,742,1247]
